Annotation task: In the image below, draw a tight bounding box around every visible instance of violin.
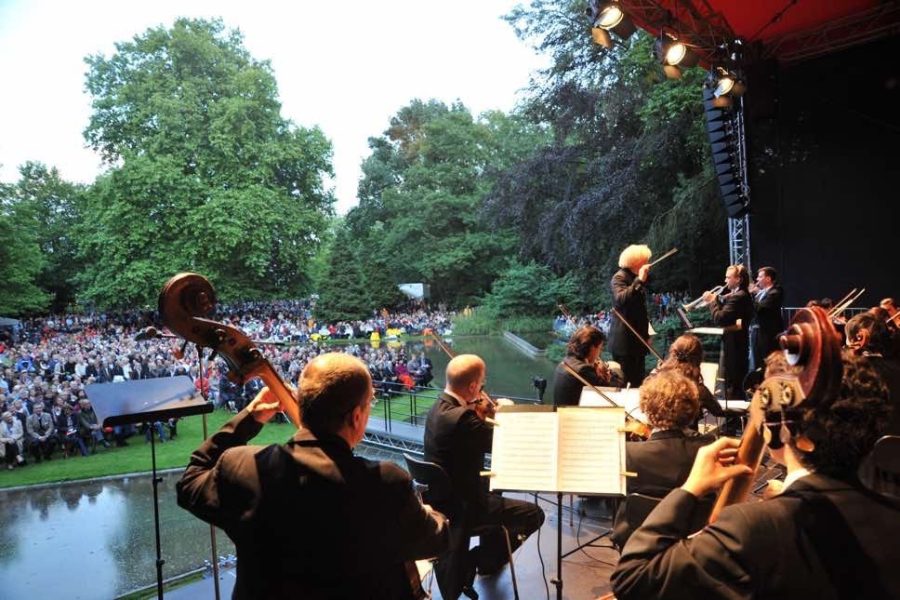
[430,332,501,424]
[161,273,429,599]
[709,306,842,522]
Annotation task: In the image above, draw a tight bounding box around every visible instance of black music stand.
[86,376,212,600]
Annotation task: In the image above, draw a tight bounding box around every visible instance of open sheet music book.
[488,405,627,495]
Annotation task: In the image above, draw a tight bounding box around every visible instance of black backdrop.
[745,35,899,308]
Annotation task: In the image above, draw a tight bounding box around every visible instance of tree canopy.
[76,18,334,307]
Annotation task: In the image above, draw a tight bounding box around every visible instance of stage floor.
[167,493,619,600]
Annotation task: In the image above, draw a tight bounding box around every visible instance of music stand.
[86,377,212,600]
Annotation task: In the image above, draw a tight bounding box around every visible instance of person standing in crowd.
[609,244,653,387]
[703,265,754,399]
[611,352,900,598]
[424,354,545,599]
[553,326,622,407]
[177,353,449,599]
[611,370,715,548]
[749,266,784,370]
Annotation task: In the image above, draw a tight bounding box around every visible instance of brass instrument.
[682,285,725,312]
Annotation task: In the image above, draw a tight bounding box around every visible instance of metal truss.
[728,94,751,270]
[620,0,735,63]
[764,3,900,64]
[362,431,424,455]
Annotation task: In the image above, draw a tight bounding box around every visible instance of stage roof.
[619,0,900,63]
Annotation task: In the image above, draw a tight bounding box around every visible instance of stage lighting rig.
[654,32,699,79]
[587,1,636,49]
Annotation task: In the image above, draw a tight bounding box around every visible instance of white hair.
[618,244,652,270]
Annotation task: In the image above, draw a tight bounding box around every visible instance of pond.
[0,335,560,599]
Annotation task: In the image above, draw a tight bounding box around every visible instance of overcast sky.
[0,0,547,213]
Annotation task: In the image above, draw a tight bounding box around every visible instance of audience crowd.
[0,301,453,472]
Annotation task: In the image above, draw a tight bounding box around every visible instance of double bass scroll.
[159,273,301,428]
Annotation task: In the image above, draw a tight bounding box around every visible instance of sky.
[0,0,547,213]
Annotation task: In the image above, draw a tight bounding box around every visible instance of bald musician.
[611,352,900,598]
[424,354,544,599]
[177,353,449,599]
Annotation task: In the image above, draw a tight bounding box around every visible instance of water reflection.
[0,445,403,599]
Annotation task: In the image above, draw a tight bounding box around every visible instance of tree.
[315,224,371,322]
[78,18,333,307]
[0,181,48,315]
[483,261,579,318]
[13,162,84,311]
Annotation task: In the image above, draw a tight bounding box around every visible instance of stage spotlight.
[596,2,636,39]
[708,67,747,99]
[655,34,699,79]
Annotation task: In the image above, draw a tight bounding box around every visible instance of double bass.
[160,273,429,600]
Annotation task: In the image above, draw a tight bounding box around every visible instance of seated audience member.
[611,370,714,547]
[611,353,900,599]
[0,411,26,469]
[26,402,57,462]
[77,398,110,450]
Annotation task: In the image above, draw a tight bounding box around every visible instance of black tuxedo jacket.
[552,357,604,407]
[609,268,649,357]
[177,411,448,599]
[613,473,900,599]
[710,288,755,393]
[753,284,785,359]
[612,429,714,546]
[423,392,493,510]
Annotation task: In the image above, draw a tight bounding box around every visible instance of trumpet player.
[749,266,784,371]
[702,265,755,399]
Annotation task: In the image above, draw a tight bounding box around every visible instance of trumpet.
[682,285,725,312]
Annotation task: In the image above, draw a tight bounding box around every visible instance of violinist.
[611,352,900,599]
[652,333,724,420]
[609,244,653,387]
[553,326,623,407]
[423,354,544,599]
[845,312,900,434]
[610,370,715,548]
[176,353,449,599]
[703,265,754,399]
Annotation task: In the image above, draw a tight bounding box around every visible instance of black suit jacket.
[613,473,900,599]
[710,288,755,393]
[609,268,649,357]
[177,411,449,599]
[552,357,604,407]
[423,392,493,511]
[612,430,714,546]
[753,284,784,359]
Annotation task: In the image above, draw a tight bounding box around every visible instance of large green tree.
[78,18,333,307]
[348,100,551,307]
[0,181,48,315]
[487,4,728,306]
[12,162,84,311]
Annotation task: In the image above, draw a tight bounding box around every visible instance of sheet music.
[557,407,627,495]
[490,409,558,492]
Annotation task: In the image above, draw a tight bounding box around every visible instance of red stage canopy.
[619,0,900,63]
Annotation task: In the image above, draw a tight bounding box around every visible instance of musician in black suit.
[749,266,784,370]
[611,370,714,547]
[423,354,544,599]
[609,244,653,387]
[177,353,449,599]
[703,265,755,399]
[552,326,622,407]
[612,352,900,599]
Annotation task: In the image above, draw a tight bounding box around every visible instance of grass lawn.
[0,390,439,490]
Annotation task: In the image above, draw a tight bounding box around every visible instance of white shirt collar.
[782,467,812,492]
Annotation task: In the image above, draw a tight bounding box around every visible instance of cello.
[160,273,429,600]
